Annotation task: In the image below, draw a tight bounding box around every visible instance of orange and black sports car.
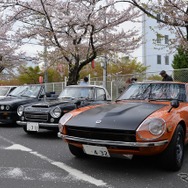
[58,81,188,171]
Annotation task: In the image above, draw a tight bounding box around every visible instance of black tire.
[68,144,86,158]
[161,124,184,171]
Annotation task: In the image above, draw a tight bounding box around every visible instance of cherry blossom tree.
[120,0,188,50]
[0,14,25,79]
[0,0,142,85]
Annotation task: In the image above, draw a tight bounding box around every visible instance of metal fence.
[41,68,188,100]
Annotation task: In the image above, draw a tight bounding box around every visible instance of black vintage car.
[16,85,111,134]
[0,84,51,125]
[0,86,17,99]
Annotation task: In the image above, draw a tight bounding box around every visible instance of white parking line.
[0,167,73,182]
[0,135,111,187]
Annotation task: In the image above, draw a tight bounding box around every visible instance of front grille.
[66,126,136,142]
[25,112,48,122]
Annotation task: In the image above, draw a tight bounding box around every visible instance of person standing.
[79,76,89,97]
[159,70,173,81]
[79,76,89,85]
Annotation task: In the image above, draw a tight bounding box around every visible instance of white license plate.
[27,122,39,132]
[83,145,110,157]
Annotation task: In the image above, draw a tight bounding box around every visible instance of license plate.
[27,122,39,132]
[83,145,110,157]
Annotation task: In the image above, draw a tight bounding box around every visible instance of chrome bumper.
[57,132,63,138]
[16,121,59,128]
[60,134,168,147]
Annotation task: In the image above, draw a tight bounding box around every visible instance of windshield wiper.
[20,94,36,98]
[61,97,75,100]
[7,94,17,97]
[148,98,183,102]
[115,99,134,102]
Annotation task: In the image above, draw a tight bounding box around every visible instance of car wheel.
[161,124,184,171]
[68,144,86,158]
[23,126,37,135]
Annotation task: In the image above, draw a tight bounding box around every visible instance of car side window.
[96,88,106,100]
[185,85,188,102]
[10,87,16,93]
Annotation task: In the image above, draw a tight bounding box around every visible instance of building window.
[157,55,161,64]
[157,13,160,23]
[165,56,169,65]
[165,35,169,44]
[157,34,161,43]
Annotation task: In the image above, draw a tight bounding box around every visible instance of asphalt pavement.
[0,125,188,188]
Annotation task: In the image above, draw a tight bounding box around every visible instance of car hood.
[31,99,74,108]
[67,102,166,131]
[0,96,36,105]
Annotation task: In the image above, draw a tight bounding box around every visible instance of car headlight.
[6,105,11,110]
[1,105,5,110]
[58,113,73,133]
[137,118,166,141]
[50,107,61,118]
[0,105,11,111]
[17,105,24,116]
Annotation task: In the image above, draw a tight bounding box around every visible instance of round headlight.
[50,107,61,118]
[6,105,11,110]
[148,118,166,135]
[1,105,4,110]
[59,113,73,125]
[17,105,24,116]
[137,118,166,140]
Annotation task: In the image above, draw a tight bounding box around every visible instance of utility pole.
[103,7,107,89]
[43,18,48,84]
[103,55,107,88]
[43,17,48,90]
[44,43,48,83]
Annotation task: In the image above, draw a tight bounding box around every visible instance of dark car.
[0,84,51,125]
[58,81,188,171]
[0,86,17,99]
[16,85,111,134]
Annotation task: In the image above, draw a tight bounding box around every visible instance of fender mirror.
[171,99,179,108]
[168,99,179,113]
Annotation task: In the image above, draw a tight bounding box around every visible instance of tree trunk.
[67,67,80,85]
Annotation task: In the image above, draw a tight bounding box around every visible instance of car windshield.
[8,85,42,98]
[118,83,186,101]
[0,87,11,97]
[58,87,94,99]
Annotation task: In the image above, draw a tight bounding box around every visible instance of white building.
[133,13,175,74]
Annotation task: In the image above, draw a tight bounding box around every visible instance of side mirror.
[45,92,51,97]
[171,99,179,108]
[75,100,81,109]
[168,99,179,113]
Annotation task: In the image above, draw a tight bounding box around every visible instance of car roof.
[136,81,186,85]
[0,85,17,87]
[65,85,106,89]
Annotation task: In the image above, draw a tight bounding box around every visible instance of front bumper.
[58,133,169,147]
[17,121,59,129]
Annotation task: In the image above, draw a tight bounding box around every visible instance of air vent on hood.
[32,104,49,108]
